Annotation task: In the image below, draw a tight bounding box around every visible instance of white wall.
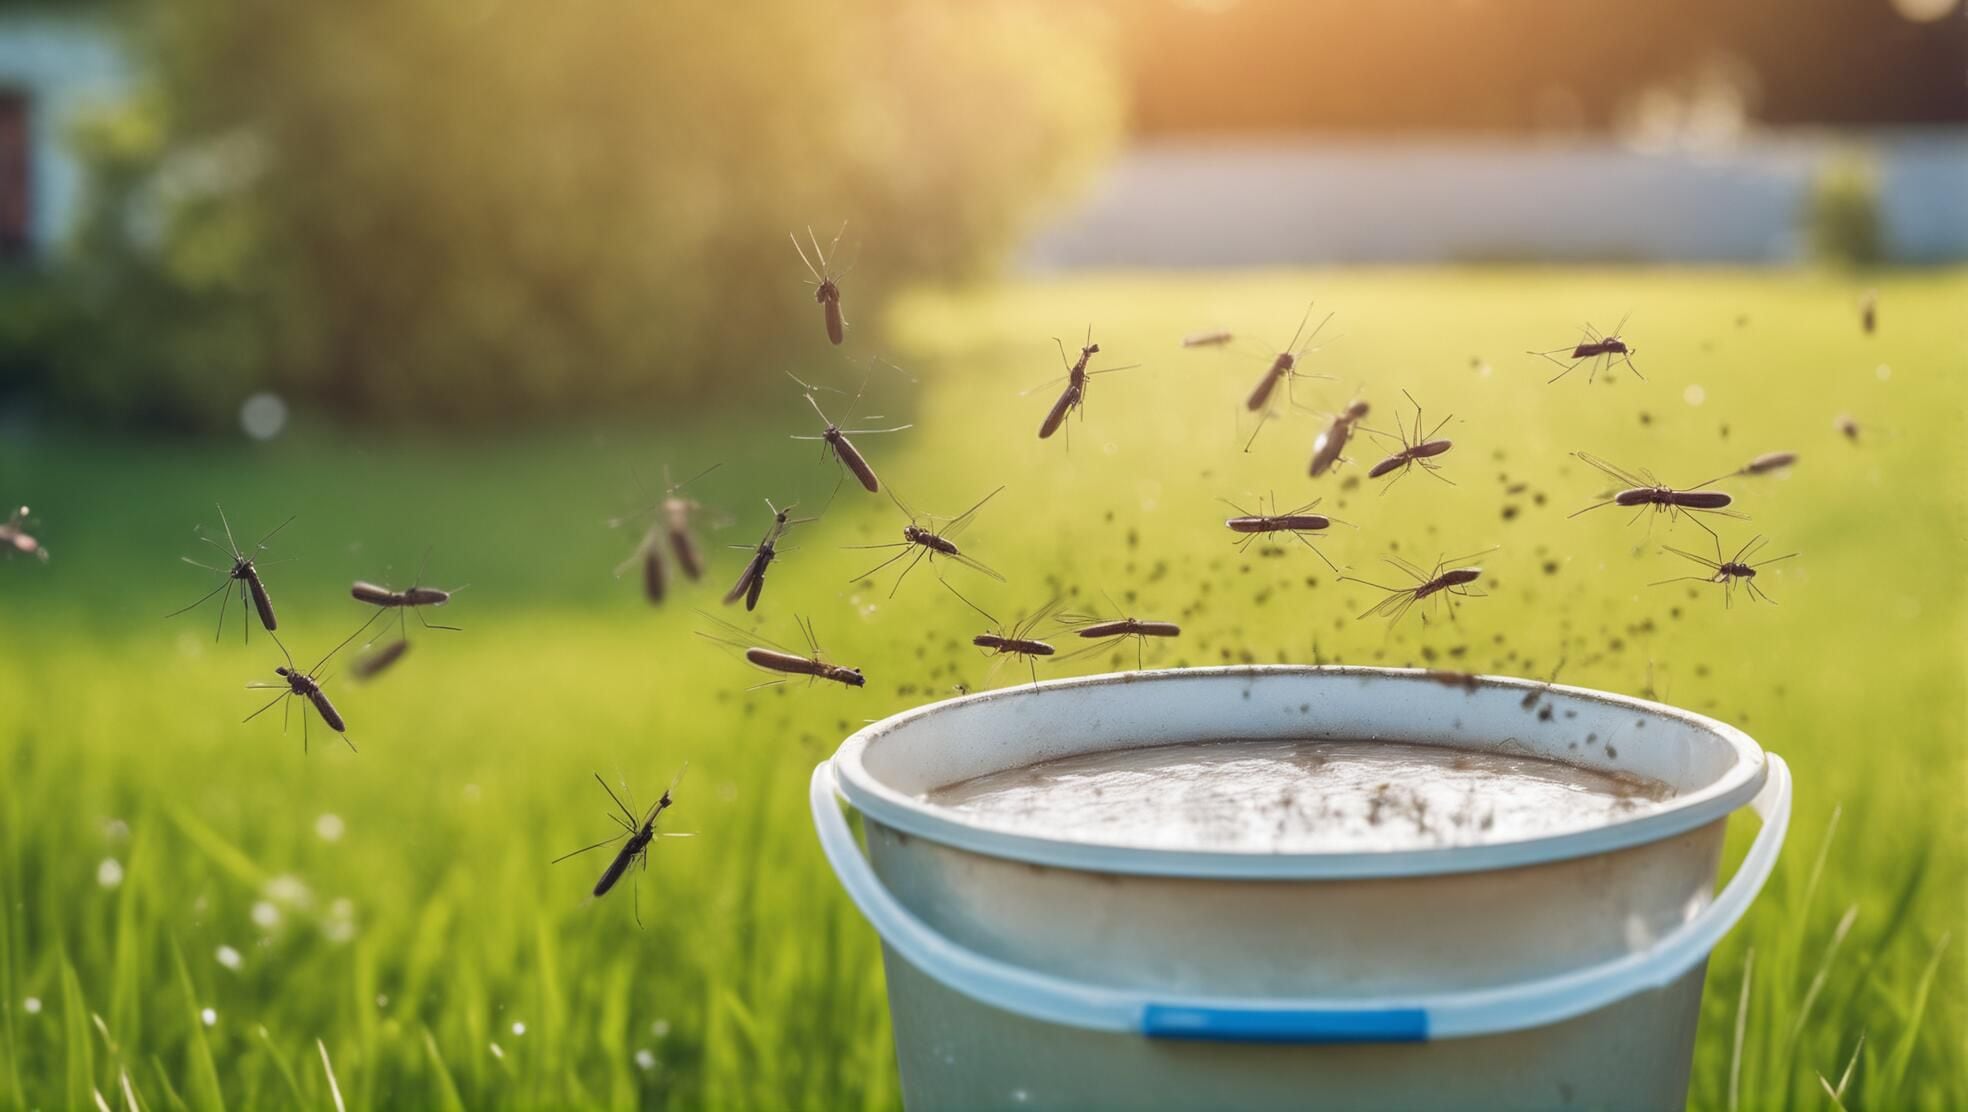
[1023,131,1968,268]
[0,10,132,252]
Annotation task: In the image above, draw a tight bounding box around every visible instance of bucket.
[811,666,1790,1112]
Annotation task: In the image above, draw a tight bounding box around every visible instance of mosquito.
[1026,327,1139,442]
[697,611,865,689]
[1530,313,1643,384]
[1221,494,1339,570]
[349,638,410,681]
[723,498,813,612]
[1568,452,1743,540]
[847,486,1004,597]
[1240,302,1336,450]
[1859,289,1876,335]
[1308,399,1371,478]
[1057,595,1182,671]
[167,505,292,642]
[1735,451,1797,477]
[610,463,721,604]
[0,505,47,562]
[787,371,912,497]
[791,223,852,345]
[1652,535,1797,607]
[242,620,375,752]
[346,552,463,677]
[553,765,694,928]
[1340,548,1495,625]
[943,581,1059,688]
[1182,329,1234,348]
[1365,389,1455,488]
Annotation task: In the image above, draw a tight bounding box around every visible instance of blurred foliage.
[27,0,1122,428]
[1805,151,1884,268]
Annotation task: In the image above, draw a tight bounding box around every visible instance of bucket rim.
[831,664,1769,880]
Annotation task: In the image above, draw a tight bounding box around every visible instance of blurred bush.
[29,0,1122,428]
[1804,150,1884,268]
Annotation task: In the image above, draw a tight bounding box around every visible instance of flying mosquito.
[847,486,1004,597]
[1568,452,1743,540]
[1652,535,1797,607]
[1340,548,1495,625]
[1308,399,1370,478]
[723,498,813,612]
[1734,451,1797,477]
[346,551,463,678]
[1026,327,1139,443]
[167,506,292,642]
[0,505,47,561]
[1365,389,1455,488]
[1057,596,1181,670]
[1221,494,1339,570]
[697,611,865,689]
[1181,329,1234,348]
[553,765,694,927]
[792,223,852,345]
[1243,303,1338,446]
[242,619,375,752]
[787,371,912,497]
[1859,289,1877,335]
[1530,314,1643,384]
[943,581,1059,687]
[611,463,721,604]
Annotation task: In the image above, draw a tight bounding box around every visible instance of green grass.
[0,267,1962,1109]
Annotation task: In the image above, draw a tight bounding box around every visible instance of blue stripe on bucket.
[1140,1005,1429,1044]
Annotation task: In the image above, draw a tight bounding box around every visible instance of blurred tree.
[39,0,1121,427]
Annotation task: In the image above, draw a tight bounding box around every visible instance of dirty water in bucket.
[924,737,1674,852]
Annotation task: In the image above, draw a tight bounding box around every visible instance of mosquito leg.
[244,690,287,724]
[887,547,929,599]
[212,578,234,643]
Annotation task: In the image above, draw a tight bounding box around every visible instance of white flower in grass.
[216,945,243,971]
[634,1049,657,1071]
[22,996,40,1015]
[96,858,124,889]
[315,813,345,842]
[252,901,281,929]
[511,1021,526,1036]
[200,1007,217,1027]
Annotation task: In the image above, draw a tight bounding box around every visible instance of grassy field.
[0,268,1962,1110]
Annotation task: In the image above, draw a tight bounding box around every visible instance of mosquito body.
[788,373,911,496]
[1737,451,1798,476]
[1366,390,1455,487]
[1057,599,1181,670]
[1652,535,1797,607]
[792,224,850,345]
[848,486,1004,596]
[553,766,693,927]
[723,498,812,612]
[350,638,411,680]
[1221,495,1338,570]
[1341,549,1494,624]
[168,506,291,642]
[1859,290,1876,335]
[0,505,46,561]
[346,554,461,677]
[1569,452,1742,539]
[1182,329,1234,348]
[612,463,720,604]
[1308,399,1371,478]
[1028,327,1139,442]
[242,620,374,752]
[1530,314,1642,383]
[945,583,1059,687]
[698,611,864,689]
[1836,414,1860,442]
[1245,302,1334,413]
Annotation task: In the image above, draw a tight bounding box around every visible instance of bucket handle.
[811,752,1790,1043]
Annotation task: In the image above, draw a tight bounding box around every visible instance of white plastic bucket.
[812,666,1791,1111]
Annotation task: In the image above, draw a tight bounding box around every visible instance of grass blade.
[1879,932,1951,1103]
[254,1026,306,1109]
[1729,946,1754,1112]
[60,951,96,1112]
[167,936,225,1112]
[317,1040,346,1112]
[421,1026,466,1112]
